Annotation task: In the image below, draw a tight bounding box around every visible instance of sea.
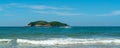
[0,26,120,48]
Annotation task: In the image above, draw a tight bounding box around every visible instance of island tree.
[28,20,69,27]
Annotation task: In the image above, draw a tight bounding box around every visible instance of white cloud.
[3,3,120,17]
[5,3,82,16]
[34,11,85,16]
[3,14,15,16]
[1,3,84,16]
[98,10,120,16]
[6,3,72,10]
[6,3,18,6]
[23,5,72,10]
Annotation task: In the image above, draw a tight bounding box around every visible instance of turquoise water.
[0,26,120,48]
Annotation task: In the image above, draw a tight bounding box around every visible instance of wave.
[0,39,12,43]
[0,38,120,45]
[17,38,120,45]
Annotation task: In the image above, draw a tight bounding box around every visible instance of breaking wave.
[1,38,120,45]
[0,39,12,43]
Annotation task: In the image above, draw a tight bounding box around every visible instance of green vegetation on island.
[28,20,69,27]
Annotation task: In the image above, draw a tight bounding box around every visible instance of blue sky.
[0,0,120,26]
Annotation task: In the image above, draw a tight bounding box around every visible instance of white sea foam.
[60,26,71,28]
[17,38,120,45]
[1,38,120,45]
[0,39,12,43]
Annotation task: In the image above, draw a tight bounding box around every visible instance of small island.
[27,20,69,27]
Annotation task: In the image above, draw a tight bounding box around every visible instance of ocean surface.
[0,26,120,48]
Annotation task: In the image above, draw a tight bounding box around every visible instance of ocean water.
[0,26,120,48]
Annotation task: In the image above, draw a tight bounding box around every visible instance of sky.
[0,0,120,26]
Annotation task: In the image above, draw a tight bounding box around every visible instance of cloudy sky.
[0,0,120,26]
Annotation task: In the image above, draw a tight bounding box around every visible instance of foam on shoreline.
[17,38,120,45]
[0,38,120,45]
